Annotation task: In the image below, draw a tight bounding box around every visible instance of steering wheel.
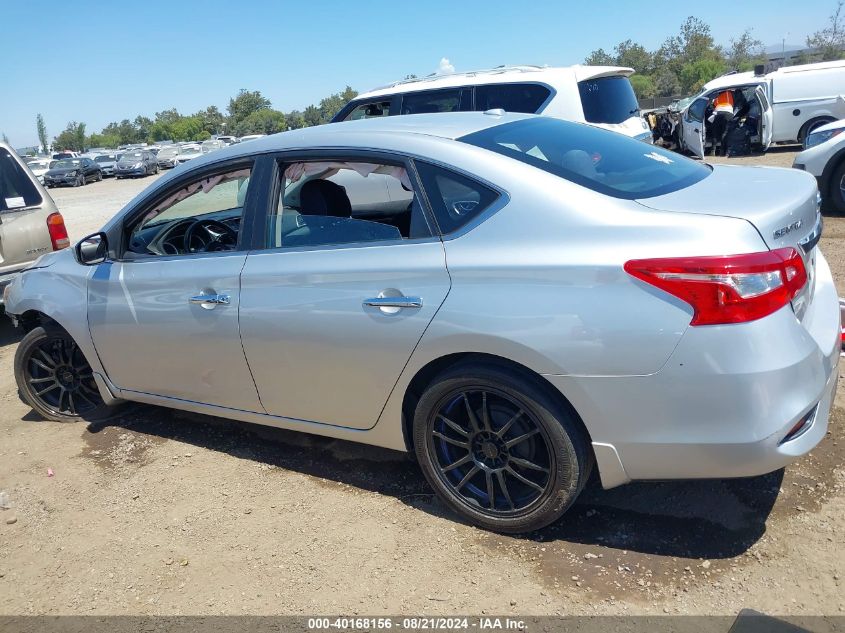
[184,219,238,253]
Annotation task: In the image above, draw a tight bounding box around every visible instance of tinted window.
[270,161,431,249]
[577,76,640,124]
[460,118,710,200]
[415,162,499,234]
[401,89,462,115]
[0,148,42,211]
[475,83,551,114]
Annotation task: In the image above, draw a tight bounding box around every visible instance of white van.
[679,60,845,157]
[331,65,652,141]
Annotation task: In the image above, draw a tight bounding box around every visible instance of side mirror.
[74,232,109,265]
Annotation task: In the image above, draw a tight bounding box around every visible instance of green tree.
[86,132,120,148]
[227,89,271,127]
[807,1,845,61]
[655,16,723,78]
[629,74,656,98]
[584,48,615,66]
[233,109,287,136]
[36,114,48,153]
[727,29,765,71]
[653,68,682,97]
[134,116,153,142]
[316,86,358,124]
[53,121,86,152]
[170,116,204,142]
[679,57,726,93]
[1,132,9,144]
[303,105,322,127]
[286,110,306,129]
[194,105,225,135]
[615,40,653,74]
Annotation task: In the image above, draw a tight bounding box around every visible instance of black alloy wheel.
[14,326,115,421]
[414,363,591,533]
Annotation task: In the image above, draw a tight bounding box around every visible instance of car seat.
[299,179,352,217]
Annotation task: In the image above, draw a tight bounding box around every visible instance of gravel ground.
[0,150,843,616]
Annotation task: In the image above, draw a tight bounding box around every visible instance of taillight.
[624,248,807,326]
[46,212,70,251]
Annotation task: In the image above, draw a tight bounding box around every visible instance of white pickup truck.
[678,60,845,157]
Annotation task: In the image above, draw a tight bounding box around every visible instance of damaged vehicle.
[678,60,845,158]
[3,113,839,534]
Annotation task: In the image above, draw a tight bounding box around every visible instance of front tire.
[413,363,591,533]
[829,159,845,214]
[14,325,117,422]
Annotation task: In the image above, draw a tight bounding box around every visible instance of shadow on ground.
[64,400,828,564]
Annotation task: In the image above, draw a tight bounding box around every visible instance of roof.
[702,59,845,92]
[178,111,535,169]
[354,65,635,100]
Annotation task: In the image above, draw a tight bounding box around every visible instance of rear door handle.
[363,296,423,309]
[189,293,230,306]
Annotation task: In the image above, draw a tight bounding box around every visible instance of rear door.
[755,85,774,150]
[682,97,707,158]
[238,154,451,430]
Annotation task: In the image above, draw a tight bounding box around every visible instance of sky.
[0,0,837,147]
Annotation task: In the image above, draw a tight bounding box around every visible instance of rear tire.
[14,325,119,422]
[413,362,591,533]
[799,117,835,144]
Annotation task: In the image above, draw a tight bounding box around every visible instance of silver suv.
[0,143,70,304]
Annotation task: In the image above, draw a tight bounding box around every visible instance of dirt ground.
[0,150,843,617]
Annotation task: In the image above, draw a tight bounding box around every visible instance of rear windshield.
[459,118,711,200]
[0,148,42,211]
[577,75,640,124]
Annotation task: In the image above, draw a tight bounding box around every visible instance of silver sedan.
[4,113,839,533]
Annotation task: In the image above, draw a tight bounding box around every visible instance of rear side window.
[0,148,42,211]
[346,100,392,120]
[459,117,710,200]
[415,162,499,234]
[577,75,640,124]
[401,89,463,115]
[475,83,551,113]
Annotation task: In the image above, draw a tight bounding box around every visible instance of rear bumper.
[546,249,840,488]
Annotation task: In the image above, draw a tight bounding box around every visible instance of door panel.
[755,85,773,150]
[87,253,263,412]
[683,98,707,158]
[239,241,451,429]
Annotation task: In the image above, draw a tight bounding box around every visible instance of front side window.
[460,118,710,200]
[346,100,391,121]
[401,89,462,115]
[0,148,42,211]
[414,162,499,235]
[475,83,551,114]
[577,75,640,124]
[687,98,707,123]
[269,160,431,249]
[127,165,251,256]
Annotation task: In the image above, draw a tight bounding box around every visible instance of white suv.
[331,65,652,141]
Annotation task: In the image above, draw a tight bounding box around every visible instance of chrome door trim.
[363,296,423,309]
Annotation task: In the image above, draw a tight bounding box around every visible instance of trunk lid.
[635,164,822,320]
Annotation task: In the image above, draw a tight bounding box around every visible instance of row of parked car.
[21,135,268,188]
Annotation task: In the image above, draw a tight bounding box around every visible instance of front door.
[755,85,774,150]
[682,97,708,158]
[87,162,263,412]
[239,156,451,429]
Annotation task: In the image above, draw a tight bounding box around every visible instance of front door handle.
[189,293,230,306]
[363,296,423,309]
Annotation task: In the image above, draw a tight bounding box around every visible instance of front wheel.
[828,159,845,214]
[14,325,118,422]
[413,363,591,533]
